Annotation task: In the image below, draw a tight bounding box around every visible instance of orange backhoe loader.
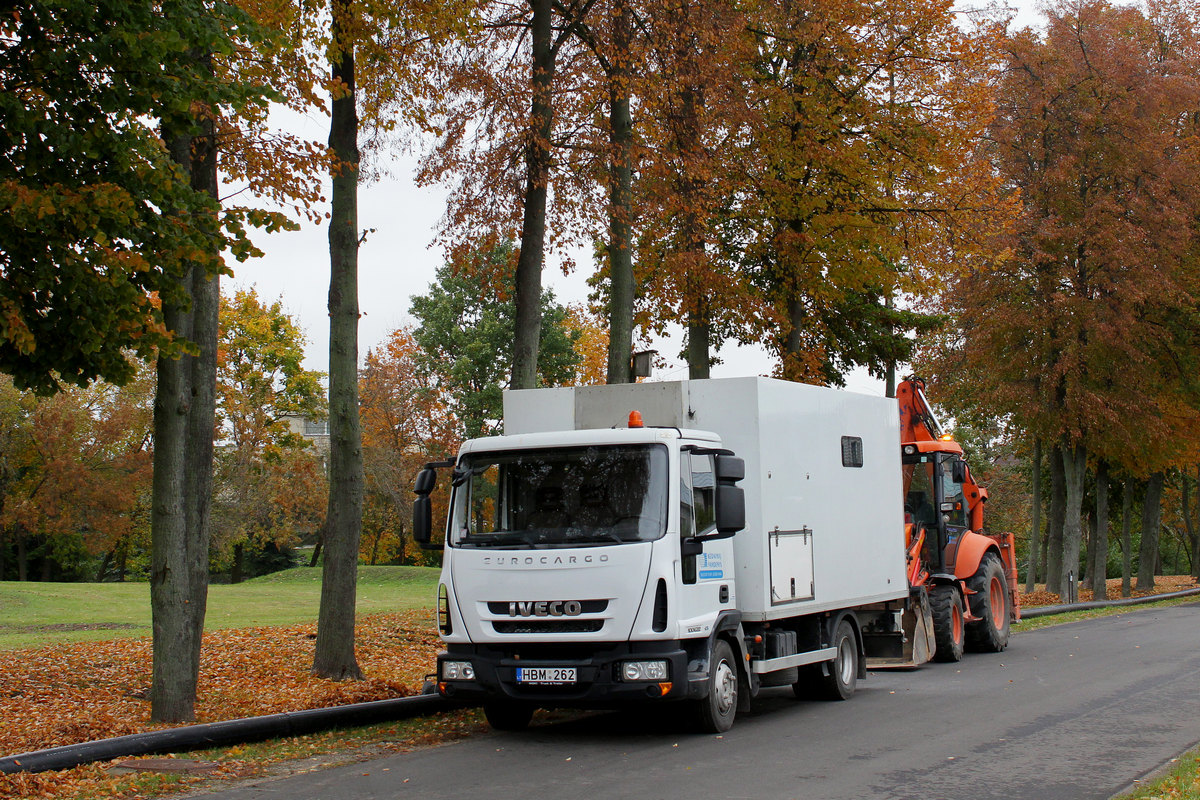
[896,377,1021,662]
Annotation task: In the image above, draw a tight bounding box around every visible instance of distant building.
[281,413,331,463]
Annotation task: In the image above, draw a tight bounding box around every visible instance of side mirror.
[414,466,437,495]
[413,461,454,549]
[714,454,745,535]
[715,484,745,534]
[715,455,745,483]
[681,538,704,558]
[414,495,433,545]
[951,459,967,484]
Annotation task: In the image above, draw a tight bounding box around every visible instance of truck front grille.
[492,620,604,634]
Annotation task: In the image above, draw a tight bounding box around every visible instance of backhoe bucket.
[866,589,936,669]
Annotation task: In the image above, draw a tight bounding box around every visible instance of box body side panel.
[686,378,907,618]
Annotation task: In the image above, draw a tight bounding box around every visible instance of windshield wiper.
[457,531,538,548]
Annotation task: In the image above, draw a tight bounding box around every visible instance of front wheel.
[692,639,738,733]
[930,585,965,662]
[966,552,1011,652]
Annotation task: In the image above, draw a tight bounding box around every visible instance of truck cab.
[417,424,746,730]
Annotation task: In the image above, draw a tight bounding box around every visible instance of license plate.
[515,666,577,685]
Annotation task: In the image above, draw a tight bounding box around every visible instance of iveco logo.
[508,600,584,617]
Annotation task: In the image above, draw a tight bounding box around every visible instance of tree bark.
[96,549,113,583]
[16,527,27,581]
[1185,466,1199,580]
[1025,438,1042,592]
[604,0,635,385]
[687,315,711,379]
[1059,440,1086,598]
[1091,460,1108,600]
[231,542,244,584]
[150,86,219,722]
[313,0,364,681]
[1121,479,1133,597]
[1136,471,1164,591]
[150,245,197,722]
[308,534,323,568]
[511,0,555,391]
[1046,442,1066,594]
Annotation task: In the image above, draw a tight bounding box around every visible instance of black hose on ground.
[0,692,454,775]
[1020,586,1200,619]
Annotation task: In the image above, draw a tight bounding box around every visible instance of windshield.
[450,444,669,548]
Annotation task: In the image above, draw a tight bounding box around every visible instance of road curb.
[0,693,454,774]
[1021,586,1200,619]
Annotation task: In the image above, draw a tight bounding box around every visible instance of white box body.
[504,377,907,620]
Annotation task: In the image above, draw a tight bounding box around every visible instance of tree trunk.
[511,0,555,391]
[604,0,635,385]
[150,87,218,722]
[231,542,244,584]
[1136,472,1164,591]
[16,527,27,581]
[1092,460,1108,600]
[96,549,113,583]
[1186,466,1199,580]
[1121,479,1132,597]
[309,534,323,568]
[1059,440,1086,598]
[1025,438,1042,592]
[687,315,711,379]
[313,2,364,681]
[150,249,197,721]
[1046,442,1066,594]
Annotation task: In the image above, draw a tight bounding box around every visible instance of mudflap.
[867,588,936,669]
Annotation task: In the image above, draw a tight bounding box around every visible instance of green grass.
[1012,595,1200,633]
[1117,743,1200,799]
[0,565,440,650]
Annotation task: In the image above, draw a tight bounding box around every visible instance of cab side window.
[680,453,697,584]
[939,459,970,528]
[690,453,716,535]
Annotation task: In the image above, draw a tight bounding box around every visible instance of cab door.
[677,451,733,634]
[937,455,971,572]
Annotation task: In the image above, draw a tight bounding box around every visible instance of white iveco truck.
[413,377,911,732]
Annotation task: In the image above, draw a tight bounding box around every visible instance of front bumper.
[437,641,704,707]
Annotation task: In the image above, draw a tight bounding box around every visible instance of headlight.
[441,660,475,681]
[621,660,669,682]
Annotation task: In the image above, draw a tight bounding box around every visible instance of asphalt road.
[195,602,1200,800]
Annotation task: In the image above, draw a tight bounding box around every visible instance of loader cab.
[902,447,970,578]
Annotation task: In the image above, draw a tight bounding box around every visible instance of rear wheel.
[966,552,1011,652]
[930,585,965,662]
[815,619,858,701]
[484,701,535,731]
[693,639,738,733]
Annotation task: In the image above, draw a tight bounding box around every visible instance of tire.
[692,639,738,733]
[484,701,535,731]
[930,585,965,662]
[966,552,1011,652]
[815,619,858,701]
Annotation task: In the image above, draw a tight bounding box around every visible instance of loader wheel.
[930,585,965,662]
[815,619,858,701]
[692,639,738,733]
[484,701,535,731]
[966,552,1011,652]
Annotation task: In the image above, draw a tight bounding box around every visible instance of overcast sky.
[226,1,1046,397]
